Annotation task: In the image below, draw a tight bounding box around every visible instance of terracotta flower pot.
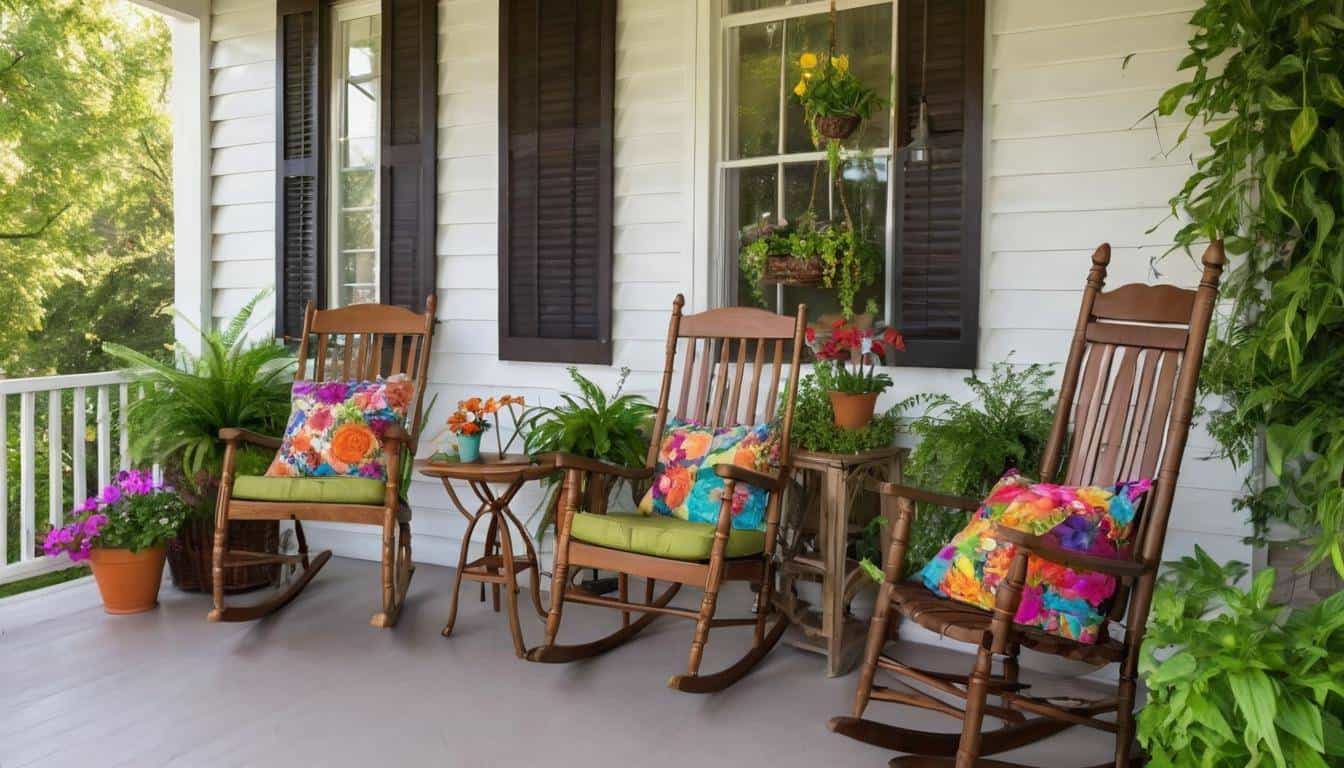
[814,114,861,140]
[828,391,878,429]
[89,546,167,615]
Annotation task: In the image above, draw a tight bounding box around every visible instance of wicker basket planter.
[813,114,861,140]
[167,516,280,593]
[763,254,824,286]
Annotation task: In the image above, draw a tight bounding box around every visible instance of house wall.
[198,0,1249,570]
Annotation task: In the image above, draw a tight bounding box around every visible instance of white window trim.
[327,0,382,308]
[697,0,901,323]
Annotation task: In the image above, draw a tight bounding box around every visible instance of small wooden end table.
[775,446,907,676]
[419,455,553,658]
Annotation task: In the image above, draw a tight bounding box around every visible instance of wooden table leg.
[443,497,486,637]
[823,464,848,677]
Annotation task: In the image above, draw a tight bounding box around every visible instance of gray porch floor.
[1,557,1113,767]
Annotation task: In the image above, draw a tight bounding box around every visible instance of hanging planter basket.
[814,114,861,140]
[763,254,824,286]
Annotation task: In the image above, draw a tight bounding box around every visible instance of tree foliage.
[1158,0,1344,573]
[0,0,173,375]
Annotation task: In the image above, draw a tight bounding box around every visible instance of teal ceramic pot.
[457,433,482,462]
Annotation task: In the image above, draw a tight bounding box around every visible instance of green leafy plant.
[522,366,655,535]
[738,217,882,319]
[1137,546,1344,767]
[1156,0,1344,575]
[104,293,295,494]
[787,372,900,455]
[891,360,1059,576]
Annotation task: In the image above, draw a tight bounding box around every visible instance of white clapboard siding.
[200,0,1248,566]
[975,0,1249,559]
[207,5,275,326]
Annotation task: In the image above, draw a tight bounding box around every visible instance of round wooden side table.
[419,454,554,657]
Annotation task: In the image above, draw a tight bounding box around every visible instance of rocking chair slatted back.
[654,299,805,470]
[293,296,437,452]
[1039,241,1224,579]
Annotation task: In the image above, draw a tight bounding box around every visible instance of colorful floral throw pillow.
[265,375,415,481]
[918,471,1151,644]
[637,418,781,531]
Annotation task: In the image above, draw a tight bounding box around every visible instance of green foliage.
[95,487,192,553]
[521,367,655,536]
[792,52,883,121]
[1137,547,1344,767]
[522,367,654,467]
[1157,0,1344,573]
[0,1,174,375]
[103,294,296,488]
[812,359,892,395]
[787,372,899,454]
[738,218,881,319]
[894,361,1059,576]
[0,566,88,599]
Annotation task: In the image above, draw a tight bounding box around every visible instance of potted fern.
[104,293,294,594]
[521,366,653,537]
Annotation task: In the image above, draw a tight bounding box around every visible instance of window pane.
[331,9,382,307]
[727,0,802,11]
[341,169,375,208]
[728,21,782,159]
[341,210,375,251]
[728,165,778,308]
[784,4,892,154]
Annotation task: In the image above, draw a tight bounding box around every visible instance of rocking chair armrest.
[535,452,655,480]
[714,463,782,494]
[218,427,282,450]
[989,525,1152,580]
[381,423,410,445]
[864,480,982,513]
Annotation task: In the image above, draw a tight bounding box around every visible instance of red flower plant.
[806,321,905,395]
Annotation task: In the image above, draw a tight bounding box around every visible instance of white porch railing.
[1,371,136,585]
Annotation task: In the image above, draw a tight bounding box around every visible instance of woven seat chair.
[829,242,1225,767]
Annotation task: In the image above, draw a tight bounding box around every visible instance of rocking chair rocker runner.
[829,242,1225,767]
[526,296,806,693]
[209,297,436,628]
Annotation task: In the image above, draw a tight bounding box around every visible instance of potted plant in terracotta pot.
[104,293,294,595]
[809,321,904,429]
[42,469,190,614]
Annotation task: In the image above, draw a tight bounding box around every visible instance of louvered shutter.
[380,0,437,311]
[893,0,984,368]
[498,0,615,365]
[275,0,322,339]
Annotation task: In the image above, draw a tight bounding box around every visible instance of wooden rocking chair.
[209,297,436,628]
[525,295,805,693]
[829,242,1225,767]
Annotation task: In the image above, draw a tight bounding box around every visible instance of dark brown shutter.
[275,0,323,339]
[380,0,437,312]
[498,0,615,364]
[893,0,983,368]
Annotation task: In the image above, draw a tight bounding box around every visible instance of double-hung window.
[273,0,437,339]
[329,2,381,308]
[715,0,983,368]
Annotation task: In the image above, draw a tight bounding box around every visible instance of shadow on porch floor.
[0,557,1115,767]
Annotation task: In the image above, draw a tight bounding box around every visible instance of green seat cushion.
[570,512,765,561]
[231,475,386,505]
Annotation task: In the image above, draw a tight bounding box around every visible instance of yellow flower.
[799,51,818,69]
[831,54,849,73]
[793,79,807,97]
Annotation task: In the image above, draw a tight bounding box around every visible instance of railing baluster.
[19,392,36,561]
[118,383,129,472]
[73,387,86,507]
[0,371,134,583]
[1,395,8,564]
[97,386,111,491]
[48,390,63,528]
